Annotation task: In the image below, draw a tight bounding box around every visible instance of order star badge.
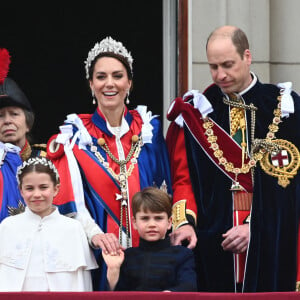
[259,139,300,187]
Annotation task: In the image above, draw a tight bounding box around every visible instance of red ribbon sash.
[168,97,253,192]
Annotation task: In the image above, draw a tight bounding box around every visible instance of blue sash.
[0,151,24,222]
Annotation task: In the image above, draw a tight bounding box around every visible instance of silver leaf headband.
[16,157,59,185]
[84,36,133,79]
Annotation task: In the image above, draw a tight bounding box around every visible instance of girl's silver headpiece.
[16,157,59,185]
[84,36,133,79]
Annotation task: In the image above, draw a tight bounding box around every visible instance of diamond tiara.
[16,157,59,185]
[84,36,133,79]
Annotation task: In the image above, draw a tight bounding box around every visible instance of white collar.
[239,72,257,96]
[25,206,59,221]
[107,115,129,138]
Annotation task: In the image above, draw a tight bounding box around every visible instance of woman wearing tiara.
[47,37,172,290]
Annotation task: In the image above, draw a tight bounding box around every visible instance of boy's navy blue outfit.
[114,236,197,291]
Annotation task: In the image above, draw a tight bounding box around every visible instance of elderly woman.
[0,48,46,221]
[47,37,172,290]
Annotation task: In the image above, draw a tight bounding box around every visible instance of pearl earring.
[92,90,96,105]
[126,90,130,105]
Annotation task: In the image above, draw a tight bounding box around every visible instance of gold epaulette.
[172,200,197,230]
[32,143,47,157]
[32,143,47,149]
[39,150,47,157]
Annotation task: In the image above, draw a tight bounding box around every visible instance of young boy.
[102,187,197,291]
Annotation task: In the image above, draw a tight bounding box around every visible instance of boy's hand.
[102,249,125,269]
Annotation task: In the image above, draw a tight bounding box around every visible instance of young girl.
[0,157,98,291]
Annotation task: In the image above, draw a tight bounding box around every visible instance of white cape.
[0,207,98,291]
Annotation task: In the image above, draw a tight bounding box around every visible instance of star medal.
[259,139,300,187]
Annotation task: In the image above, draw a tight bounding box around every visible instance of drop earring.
[126,90,130,105]
[92,90,96,105]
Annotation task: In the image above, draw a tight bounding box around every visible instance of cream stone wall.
[190,0,300,93]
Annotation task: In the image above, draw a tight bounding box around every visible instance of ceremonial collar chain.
[204,92,283,183]
[90,135,143,247]
[90,135,142,184]
[223,97,258,111]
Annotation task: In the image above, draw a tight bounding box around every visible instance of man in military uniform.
[167,25,300,292]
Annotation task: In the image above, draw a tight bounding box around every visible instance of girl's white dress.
[0,207,98,291]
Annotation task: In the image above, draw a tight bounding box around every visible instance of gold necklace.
[90,135,142,186]
[204,94,283,189]
[90,134,143,246]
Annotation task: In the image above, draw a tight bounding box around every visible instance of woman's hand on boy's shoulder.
[92,232,121,254]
